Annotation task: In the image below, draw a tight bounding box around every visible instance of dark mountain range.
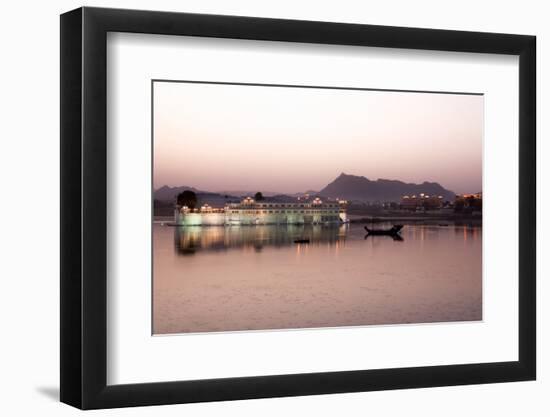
[215,190,282,197]
[319,173,455,202]
[155,188,242,209]
[155,186,287,202]
[154,185,202,202]
[155,173,456,206]
[154,188,300,207]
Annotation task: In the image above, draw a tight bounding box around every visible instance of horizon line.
[155,172,457,192]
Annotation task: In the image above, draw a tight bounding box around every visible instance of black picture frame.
[60,6,536,410]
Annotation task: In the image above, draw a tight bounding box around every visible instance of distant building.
[400,193,444,211]
[175,197,348,226]
[454,192,482,213]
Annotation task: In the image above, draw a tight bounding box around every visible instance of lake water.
[153,223,482,334]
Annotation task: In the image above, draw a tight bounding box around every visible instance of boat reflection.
[174,224,349,255]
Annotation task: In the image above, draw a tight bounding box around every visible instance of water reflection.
[174,224,349,255]
[173,223,482,255]
[154,222,483,334]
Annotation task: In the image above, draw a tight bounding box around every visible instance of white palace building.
[175,196,348,226]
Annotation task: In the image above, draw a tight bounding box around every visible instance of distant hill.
[215,190,282,197]
[154,186,242,208]
[319,173,455,202]
[154,186,300,207]
[155,186,289,202]
[155,174,456,206]
[154,185,202,202]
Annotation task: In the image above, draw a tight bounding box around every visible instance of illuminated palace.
[175,197,348,226]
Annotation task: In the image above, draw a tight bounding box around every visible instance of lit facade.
[175,197,348,226]
[400,193,443,211]
[454,192,482,212]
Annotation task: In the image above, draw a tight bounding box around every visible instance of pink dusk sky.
[153,81,483,195]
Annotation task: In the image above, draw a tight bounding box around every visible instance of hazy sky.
[153,81,483,194]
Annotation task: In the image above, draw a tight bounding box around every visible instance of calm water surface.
[153,223,482,334]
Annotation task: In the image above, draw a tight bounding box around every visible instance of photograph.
[152,80,484,335]
[52,3,538,412]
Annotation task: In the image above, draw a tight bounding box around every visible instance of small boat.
[294,238,310,244]
[364,224,403,236]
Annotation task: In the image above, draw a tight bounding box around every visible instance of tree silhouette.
[254,192,264,201]
[177,190,198,209]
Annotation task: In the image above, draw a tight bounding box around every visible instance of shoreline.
[348,214,482,225]
[153,214,482,227]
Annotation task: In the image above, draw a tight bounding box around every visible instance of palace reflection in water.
[153,223,482,334]
[174,224,349,255]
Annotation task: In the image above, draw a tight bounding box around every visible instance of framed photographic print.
[60,7,536,409]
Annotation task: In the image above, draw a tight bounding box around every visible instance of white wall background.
[0,0,545,415]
